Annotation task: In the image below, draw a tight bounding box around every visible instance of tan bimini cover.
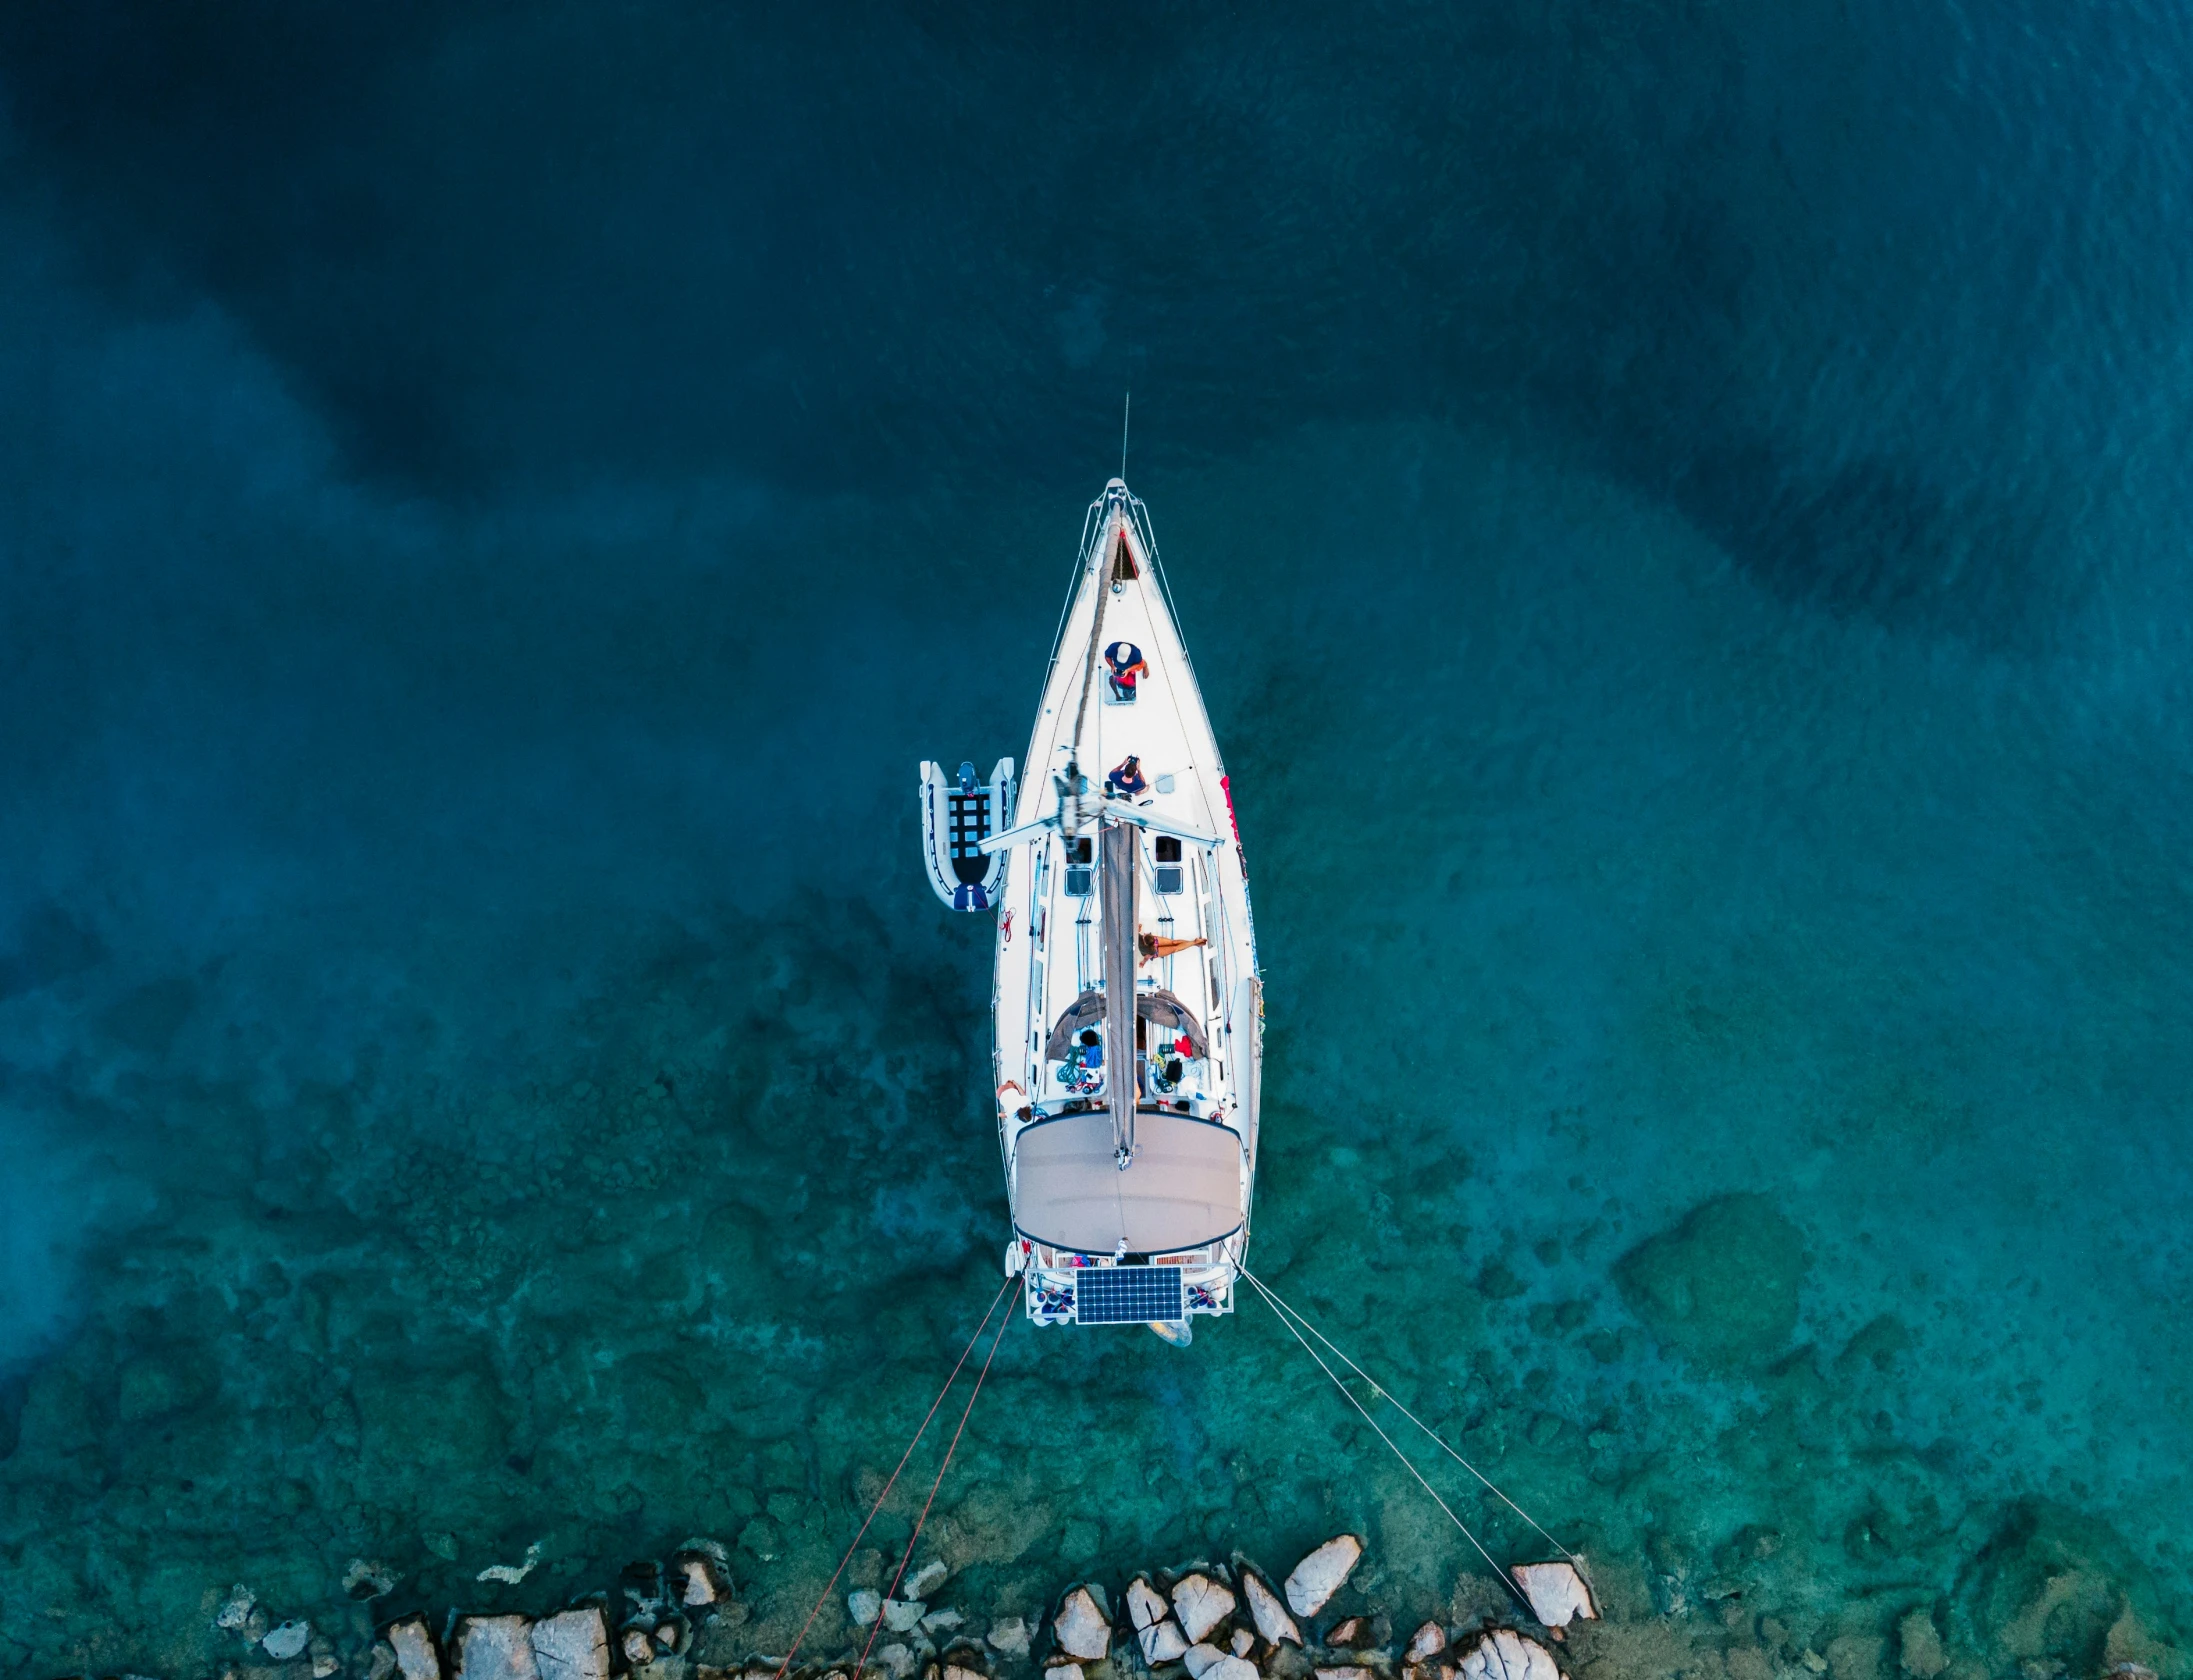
[1012,1109,1245,1254]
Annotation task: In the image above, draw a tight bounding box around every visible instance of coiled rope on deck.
[773,1275,1017,1680]
[1240,1267,1585,1617]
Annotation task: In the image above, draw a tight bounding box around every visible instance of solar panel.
[1074,1265,1185,1326]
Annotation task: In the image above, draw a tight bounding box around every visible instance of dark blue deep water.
[2,5,2190,1678]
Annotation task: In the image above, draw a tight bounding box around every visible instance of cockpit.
[1044,988,1210,1107]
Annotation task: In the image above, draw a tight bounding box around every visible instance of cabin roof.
[1011,1108,1244,1254]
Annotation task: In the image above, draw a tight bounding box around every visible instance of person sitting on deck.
[1061,1026,1105,1095]
[1138,930,1209,964]
[1104,640,1149,701]
[1106,755,1148,797]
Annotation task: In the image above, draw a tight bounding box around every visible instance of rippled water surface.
[1,5,2190,1677]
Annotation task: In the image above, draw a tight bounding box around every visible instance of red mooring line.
[851,1302,1019,1680]
[773,1274,1017,1680]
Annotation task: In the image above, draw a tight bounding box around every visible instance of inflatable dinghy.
[919,758,1015,911]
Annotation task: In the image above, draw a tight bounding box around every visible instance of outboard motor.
[919,757,1015,910]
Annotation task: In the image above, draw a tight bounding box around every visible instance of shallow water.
[1,4,2190,1678]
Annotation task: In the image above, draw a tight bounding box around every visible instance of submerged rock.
[1615,1194,1805,1370]
[875,1642,918,1679]
[1456,1629,1560,1680]
[1409,1623,1447,1660]
[1045,1665,1084,1680]
[1204,1660,1259,1680]
[215,1585,258,1632]
[1511,1563,1596,1630]
[346,1557,402,1601]
[850,1589,884,1627]
[530,1608,609,1680]
[620,1627,654,1667]
[907,1560,952,1598]
[988,1618,1032,1658]
[945,1665,987,1680]
[1054,1587,1111,1660]
[1286,1537,1365,1618]
[453,1614,541,1680]
[1327,1618,1366,1647]
[1895,1609,1945,1679]
[1241,1572,1303,1647]
[1173,1574,1237,1644]
[1232,1629,1256,1657]
[264,1619,313,1661]
[883,1597,928,1633]
[386,1615,443,1680]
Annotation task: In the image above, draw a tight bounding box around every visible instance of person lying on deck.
[1138,931,1209,963]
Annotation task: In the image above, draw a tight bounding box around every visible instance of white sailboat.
[945,477,1261,1337]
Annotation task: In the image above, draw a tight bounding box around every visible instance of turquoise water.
[2,5,2191,1678]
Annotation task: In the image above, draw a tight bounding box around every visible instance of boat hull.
[991,481,1261,1329]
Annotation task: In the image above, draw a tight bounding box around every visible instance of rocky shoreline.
[108,1521,2184,1680]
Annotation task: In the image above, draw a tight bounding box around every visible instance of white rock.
[1285,1536,1364,1618]
[1410,1623,1448,1660]
[265,1620,313,1661]
[1511,1563,1597,1630]
[944,1665,986,1680]
[388,1616,443,1680]
[620,1629,654,1667]
[1185,1645,1227,1679]
[529,1608,610,1680]
[1328,1618,1366,1647]
[1456,1629,1562,1680]
[1204,1661,1259,1680]
[907,1560,952,1599]
[1317,1668,1379,1680]
[876,1643,919,1680]
[1232,1630,1256,1657]
[849,1590,884,1627]
[1127,1577,1170,1632]
[452,1614,542,1680]
[315,1656,342,1679]
[1045,1666,1084,1680]
[1172,1575,1237,1645]
[1241,1573,1302,1647]
[216,1585,258,1631]
[1142,1620,1191,1663]
[924,1609,966,1636]
[988,1618,1032,1657]
[883,1597,928,1632]
[1054,1587,1111,1661]
[680,1556,720,1606]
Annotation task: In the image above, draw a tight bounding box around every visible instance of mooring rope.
[1241,1267,1585,1568]
[773,1274,1017,1680]
[1239,1269,1553,1619]
[852,1303,1018,1679]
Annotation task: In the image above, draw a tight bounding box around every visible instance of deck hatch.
[1074,1265,1184,1325]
